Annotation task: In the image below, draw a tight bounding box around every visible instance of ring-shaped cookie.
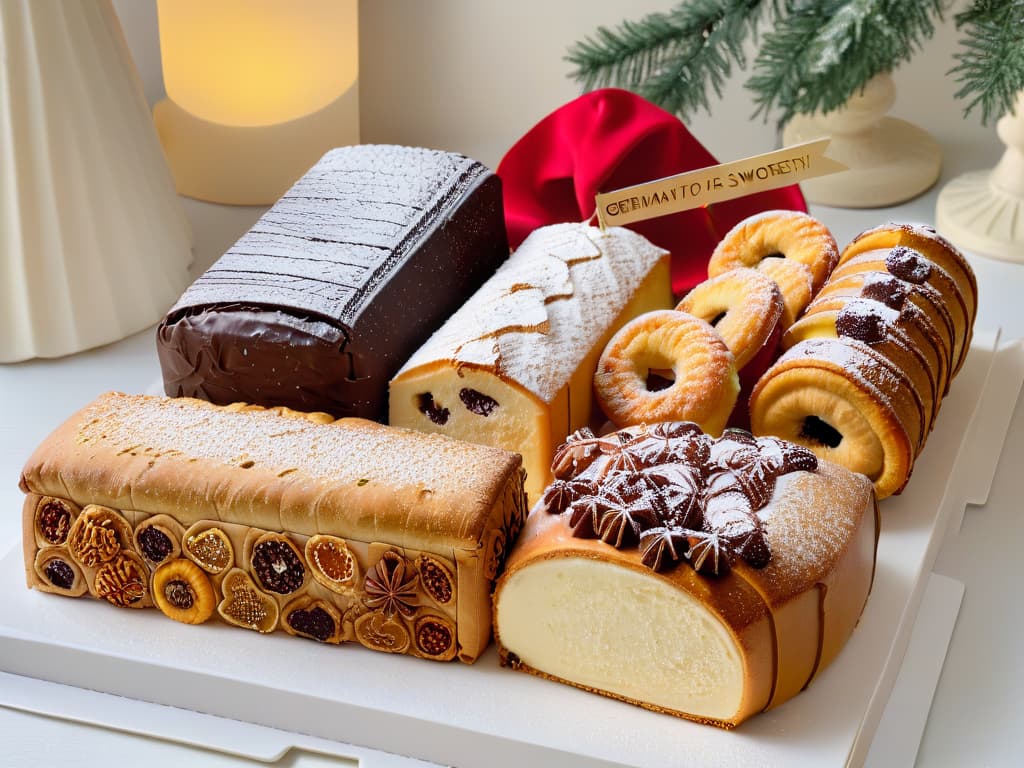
[594,310,739,434]
[676,268,783,369]
[709,210,838,293]
[756,258,814,330]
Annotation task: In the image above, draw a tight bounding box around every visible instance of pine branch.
[566,0,769,119]
[950,0,1024,124]
[748,1,948,125]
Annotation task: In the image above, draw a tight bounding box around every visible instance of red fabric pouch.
[497,88,807,296]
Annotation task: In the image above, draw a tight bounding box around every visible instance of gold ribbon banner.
[595,138,846,228]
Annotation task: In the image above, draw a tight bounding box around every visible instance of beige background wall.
[114,0,991,171]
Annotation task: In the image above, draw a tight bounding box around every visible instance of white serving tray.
[1,333,1019,768]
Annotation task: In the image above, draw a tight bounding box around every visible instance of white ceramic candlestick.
[0,0,192,363]
[782,73,942,208]
[935,91,1024,263]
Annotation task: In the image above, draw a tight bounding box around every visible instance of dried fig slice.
[415,554,456,607]
[67,505,132,567]
[152,558,216,624]
[354,611,410,654]
[413,615,457,661]
[306,535,360,594]
[134,515,185,567]
[33,547,87,596]
[217,568,278,633]
[282,596,342,643]
[250,533,307,595]
[183,526,234,574]
[94,552,150,608]
[33,497,80,547]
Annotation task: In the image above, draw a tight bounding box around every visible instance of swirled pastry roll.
[20,392,527,663]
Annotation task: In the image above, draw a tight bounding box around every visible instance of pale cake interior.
[496,557,745,722]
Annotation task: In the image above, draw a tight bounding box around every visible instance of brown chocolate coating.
[157,145,509,421]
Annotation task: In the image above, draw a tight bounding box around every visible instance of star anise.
[631,422,711,469]
[642,463,703,528]
[686,531,732,576]
[363,551,419,619]
[542,478,596,515]
[551,427,602,480]
[639,526,691,571]
[594,495,658,548]
[757,436,818,474]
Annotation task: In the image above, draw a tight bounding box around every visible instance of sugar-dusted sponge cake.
[389,223,671,502]
[157,145,510,422]
[20,393,527,663]
[494,423,877,728]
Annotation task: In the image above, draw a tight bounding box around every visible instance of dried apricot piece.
[306,535,360,594]
[152,558,216,624]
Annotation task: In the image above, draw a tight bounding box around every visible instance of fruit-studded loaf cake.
[390,223,671,503]
[157,144,510,421]
[20,393,527,663]
[494,423,877,727]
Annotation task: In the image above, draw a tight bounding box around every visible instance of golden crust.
[676,268,784,370]
[708,210,839,293]
[757,257,815,330]
[594,310,739,434]
[494,457,876,726]
[749,339,919,498]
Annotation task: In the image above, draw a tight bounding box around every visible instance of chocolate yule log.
[157,145,510,421]
[20,393,527,663]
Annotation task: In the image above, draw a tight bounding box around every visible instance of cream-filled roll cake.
[390,223,671,502]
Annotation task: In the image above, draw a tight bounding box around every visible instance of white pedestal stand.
[783,73,942,208]
[936,91,1024,263]
[0,0,192,363]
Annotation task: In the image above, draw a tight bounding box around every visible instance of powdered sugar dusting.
[395,223,667,403]
[75,393,516,505]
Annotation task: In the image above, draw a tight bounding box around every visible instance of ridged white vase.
[0,0,192,363]
[936,90,1024,263]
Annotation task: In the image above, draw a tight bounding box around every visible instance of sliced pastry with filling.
[494,423,877,728]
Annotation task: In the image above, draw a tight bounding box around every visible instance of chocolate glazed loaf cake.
[157,145,509,421]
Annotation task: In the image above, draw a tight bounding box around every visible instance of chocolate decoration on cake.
[157,145,510,421]
[546,423,818,575]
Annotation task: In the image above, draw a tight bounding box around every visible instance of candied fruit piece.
[414,615,457,661]
[35,497,78,545]
[218,568,279,633]
[354,611,410,654]
[306,535,360,594]
[284,597,342,643]
[44,559,75,590]
[153,558,216,624]
[138,525,173,564]
[416,555,455,606]
[251,534,306,595]
[416,392,449,425]
[184,527,234,574]
[458,388,499,417]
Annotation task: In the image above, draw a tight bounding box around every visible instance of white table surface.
[3,135,1024,768]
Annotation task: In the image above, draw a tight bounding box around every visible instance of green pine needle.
[565,0,768,119]
[951,1,1024,123]
[566,0,1020,126]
